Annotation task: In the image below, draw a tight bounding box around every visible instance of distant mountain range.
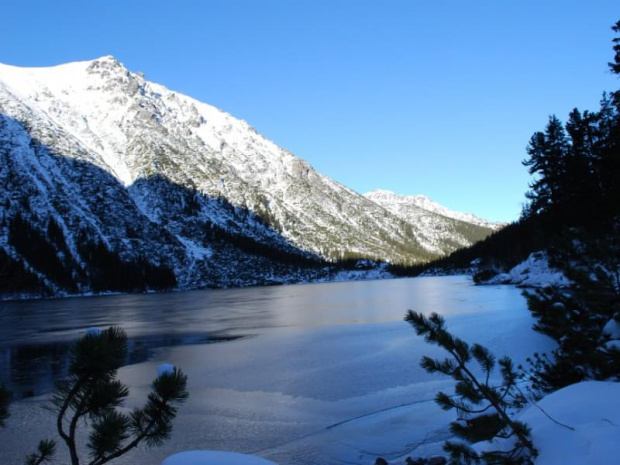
[364,189,504,253]
[0,56,500,296]
[365,190,504,230]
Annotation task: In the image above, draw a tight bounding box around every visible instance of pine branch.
[406,310,538,459]
[25,440,56,465]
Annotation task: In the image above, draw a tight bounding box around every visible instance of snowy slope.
[0,56,496,294]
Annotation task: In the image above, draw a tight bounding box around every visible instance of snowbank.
[475,381,620,464]
[603,318,620,339]
[485,252,570,288]
[162,451,278,465]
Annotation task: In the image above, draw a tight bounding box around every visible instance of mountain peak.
[86,55,123,67]
[95,55,119,62]
[85,55,129,76]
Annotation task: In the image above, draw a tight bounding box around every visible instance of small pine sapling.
[405,311,536,464]
[27,326,188,465]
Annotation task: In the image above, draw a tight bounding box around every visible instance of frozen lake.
[0,276,555,464]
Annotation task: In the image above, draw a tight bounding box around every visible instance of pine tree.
[522,115,570,219]
[27,327,188,465]
[563,108,599,222]
[515,18,620,398]
[405,311,536,464]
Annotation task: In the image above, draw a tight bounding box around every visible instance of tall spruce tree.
[519,20,620,393]
[522,116,570,220]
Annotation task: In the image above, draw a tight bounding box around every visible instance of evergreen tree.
[405,311,536,464]
[563,108,599,222]
[27,327,188,465]
[522,116,570,220]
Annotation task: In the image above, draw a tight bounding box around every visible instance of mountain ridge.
[364,189,505,230]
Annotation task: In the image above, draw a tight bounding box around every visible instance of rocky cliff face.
[0,56,497,296]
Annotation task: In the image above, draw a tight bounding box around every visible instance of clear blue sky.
[2,1,619,222]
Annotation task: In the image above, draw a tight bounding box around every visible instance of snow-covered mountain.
[0,56,497,296]
[365,189,504,231]
[364,189,502,253]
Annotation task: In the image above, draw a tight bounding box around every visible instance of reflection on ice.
[0,332,244,397]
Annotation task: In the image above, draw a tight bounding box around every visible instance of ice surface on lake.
[0,277,555,464]
[162,450,277,465]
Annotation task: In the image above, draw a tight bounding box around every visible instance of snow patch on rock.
[486,252,570,288]
[602,318,620,339]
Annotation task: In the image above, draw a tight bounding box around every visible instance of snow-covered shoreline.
[0,267,398,302]
[0,248,574,304]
